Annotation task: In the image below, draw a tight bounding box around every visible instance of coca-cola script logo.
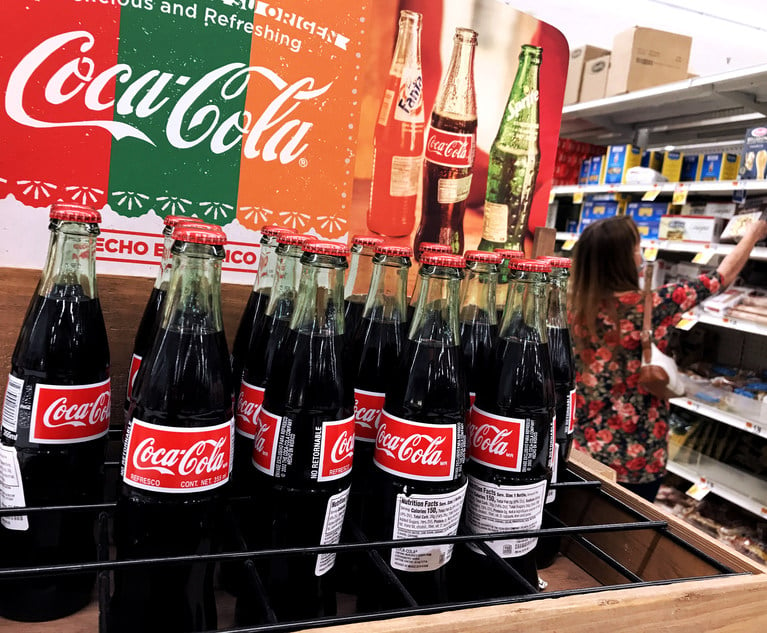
[123,418,233,493]
[30,379,111,444]
[424,127,476,169]
[373,411,457,481]
[236,380,265,439]
[468,406,524,472]
[354,389,385,442]
[126,354,142,402]
[6,31,332,162]
[318,416,355,481]
[252,408,281,476]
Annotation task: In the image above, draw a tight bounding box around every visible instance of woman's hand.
[745,218,767,244]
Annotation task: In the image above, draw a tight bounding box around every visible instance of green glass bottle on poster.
[477,44,542,252]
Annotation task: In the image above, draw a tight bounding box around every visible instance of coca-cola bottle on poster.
[366,252,469,606]
[459,251,502,408]
[536,256,576,569]
[367,10,425,237]
[456,258,554,598]
[478,45,542,253]
[349,243,412,523]
[230,225,294,403]
[493,248,524,321]
[413,27,478,255]
[125,215,216,418]
[239,241,354,623]
[0,203,109,622]
[344,235,384,341]
[407,241,452,323]
[110,225,234,633]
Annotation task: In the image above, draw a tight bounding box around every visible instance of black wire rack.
[0,435,746,633]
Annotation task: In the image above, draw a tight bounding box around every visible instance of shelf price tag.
[745,421,765,437]
[672,183,689,206]
[675,314,698,331]
[642,186,661,202]
[686,478,712,501]
[561,239,577,252]
[643,246,659,262]
[572,188,584,204]
[692,247,716,265]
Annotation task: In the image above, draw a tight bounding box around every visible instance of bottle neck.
[499,271,548,343]
[497,47,541,146]
[434,29,477,115]
[460,262,498,325]
[39,220,100,300]
[161,242,225,334]
[266,245,303,321]
[363,256,410,323]
[345,245,377,299]
[409,265,463,345]
[391,11,422,76]
[546,269,569,329]
[291,254,348,337]
[253,237,279,293]
[155,227,176,290]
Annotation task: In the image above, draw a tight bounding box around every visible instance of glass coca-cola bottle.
[230,224,294,402]
[344,235,384,341]
[350,243,411,522]
[459,251,502,408]
[0,203,109,622]
[493,248,524,321]
[366,252,469,607]
[536,256,576,569]
[407,241,452,324]
[413,27,478,255]
[458,258,554,598]
[240,241,354,623]
[110,225,234,633]
[367,9,425,237]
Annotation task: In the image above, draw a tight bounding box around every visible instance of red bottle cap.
[261,225,294,238]
[303,240,350,257]
[494,249,524,260]
[375,244,413,258]
[50,203,101,224]
[163,214,194,227]
[173,225,227,245]
[539,255,572,269]
[277,233,318,247]
[352,235,385,248]
[420,253,466,268]
[509,258,551,273]
[173,218,217,231]
[418,242,452,254]
[464,250,503,265]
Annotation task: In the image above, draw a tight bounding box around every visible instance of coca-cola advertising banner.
[0,0,369,282]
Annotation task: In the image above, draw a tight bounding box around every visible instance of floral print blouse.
[570,272,722,484]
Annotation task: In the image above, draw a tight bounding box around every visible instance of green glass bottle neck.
[265,244,304,321]
[499,271,548,343]
[345,245,377,299]
[460,262,498,325]
[253,239,280,293]
[546,269,570,329]
[363,256,410,323]
[39,220,100,300]
[291,254,348,336]
[409,265,463,345]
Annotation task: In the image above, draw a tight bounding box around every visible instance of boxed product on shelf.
[578,158,591,184]
[579,54,611,102]
[564,44,611,105]
[699,287,752,316]
[641,150,664,172]
[700,152,740,181]
[554,139,605,186]
[627,201,669,239]
[605,26,692,97]
[578,198,622,232]
[587,154,606,184]
[703,201,737,219]
[680,154,703,181]
[658,215,723,242]
[603,144,642,184]
[738,126,767,181]
[720,210,766,242]
[661,151,684,182]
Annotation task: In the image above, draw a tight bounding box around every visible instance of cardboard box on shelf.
[703,202,737,219]
[659,215,723,242]
[641,150,664,172]
[627,201,669,239]
[680,154,703,181]
[564,44,611,105]
[579,199,622,232]
[700,153,740,181]
[661,151,684,182]
[588,154,606,185]
[738,126,767,181]
[579,54,611,102]
[605,26,692,97]
[603,144,642,184]
[578,158,591,184]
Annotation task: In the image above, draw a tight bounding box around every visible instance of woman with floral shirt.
[569,215,767,501]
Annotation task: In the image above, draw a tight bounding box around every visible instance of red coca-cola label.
[252,408,282,476]
[236,380,266,439]
[126,354,142,401]
[424,127,476,168]
[566,389,576,435]
[468,406,525,472]
[123,419,233,493]
[354,389,385,442]
[29,379,111,444]
[374,410,458,482]
[318,416,355,482]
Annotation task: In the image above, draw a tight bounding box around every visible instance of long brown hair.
[569,215,641,335]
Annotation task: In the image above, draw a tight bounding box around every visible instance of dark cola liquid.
[414,112,477,255]
[454,335,554,599]
[460,313,498,403]
[0,286,108,622]
[110,328,232,633]
[125,286,166,413]
[366,338,468,608]
[344,297,366,342]
[231,288,270,402]
[238,331,353,623]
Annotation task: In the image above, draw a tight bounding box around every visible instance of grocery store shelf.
[666,454,767,520]
[551,181,767,197]
[670,396,767,438]
[682,308,767,337]
[560,64,767,147]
